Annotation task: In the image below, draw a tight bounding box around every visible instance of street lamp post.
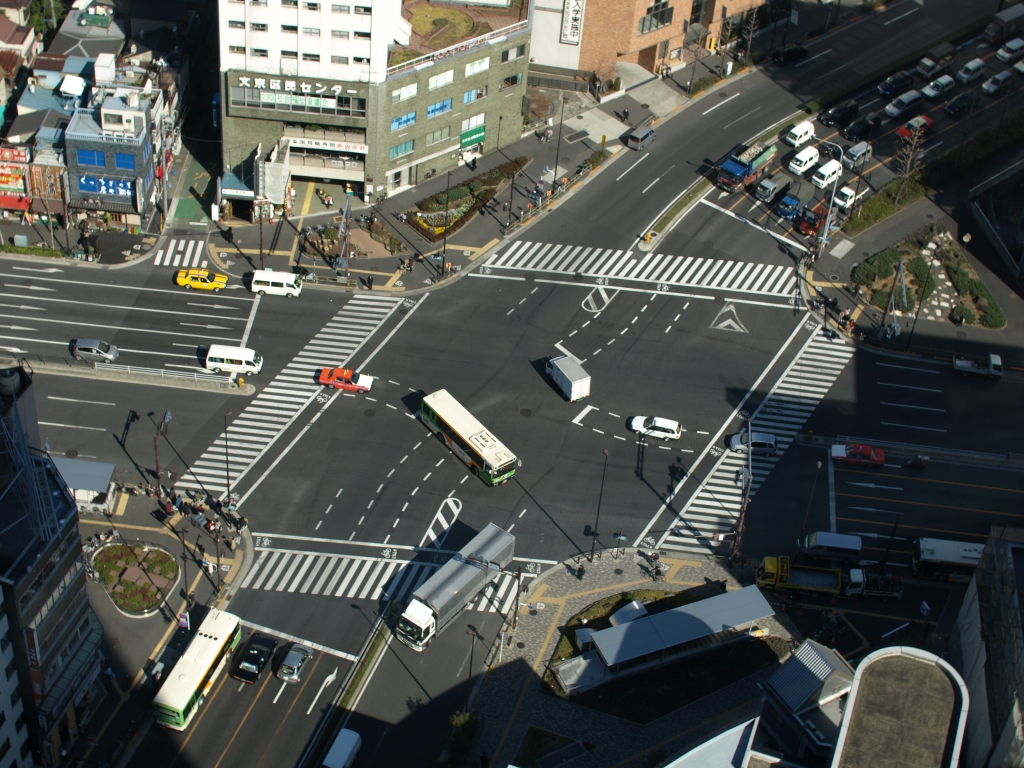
[223,412,232,501]
[496,114,502,155]
[552,96,569,190]
[816,141,845,263]
[177,527,192,607]
[464,627,477,713]
[512,565,523,630]
[441,171,451,264]
[589,449,610,563]
[505,171,518,229]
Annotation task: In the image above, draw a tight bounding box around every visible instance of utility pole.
[512,565,522,630]
[223,411,232,501]
[177,527,191,607]
[552,96,568,189]
[505,171,517,230]
[589,449,610,562]
[258,206,265,269]
[441,171,451,262]
[152,410,171,495]
[730,416,753,567]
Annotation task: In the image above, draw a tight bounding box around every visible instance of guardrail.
[500,165,589,237]
[96,363,231,384]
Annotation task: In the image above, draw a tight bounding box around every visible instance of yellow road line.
[300,182,315,217]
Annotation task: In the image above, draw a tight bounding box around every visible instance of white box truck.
[396,523,515,651]
[545,355,591,402]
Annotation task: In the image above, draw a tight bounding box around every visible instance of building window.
[689,0,706,26]
[427,98,451,117]
[391,111,416,131]
[429,69,454,89]
[282,24,297,32]
[501,44,525,63]
[392,83,417,102]
[354,30,370,39]
[251,0,267,5]
[639,0,673,34]
[461,113,484,131]
[229,45,245,53]
[303,26,320,35]
[228,19,244,27]
[426,125,450,145]
[463,85,487,103]
[252,22,268,31]
[353,56,369,63]
[331,55,349,63]
[354,5,370,12]
[305,1,320,8]
[115,153,135,170]
[77,149,105,167]
[389,140,414,159]
[282,50,298,58]
[465,57,489,76]
[500,73,522,90]
[252,47,269,56]
[332,29,349,38]
[332,3,349,10]
[283,0,298,5]
[303,52,321,61]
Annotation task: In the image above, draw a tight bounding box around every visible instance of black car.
[232,635,278,684]
[819,100,859,127]
[841,115,883,141]
[877,69,915,98]
[773,44,808,65]
[944,91,979,118]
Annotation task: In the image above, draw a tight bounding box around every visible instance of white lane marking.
[723,107,761,130]
[699,199,809,253]
[38,421,106,431]
[702,92,740,114]
[876,362,939,373]
[848,482,903,491]
[642,177,659,194]
[240,620,357,661]
[881,402,945,412]
[796,48,833,67]
[880,422,948,432]
[572,405,598,425]
[0,313,239,342]
[0,272,254,300]
[0,292,244,322]
[48,397,115,405]
[885,7,919,24]
[616,153,650,181]
[306,667,339,715]
[12,266,63,273]
[240,294,262,348]
[877,382,941,392]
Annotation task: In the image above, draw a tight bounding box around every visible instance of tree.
[741,7,759,64]
[717,16,736,76]
[893,128,924,207]
[29,0,66,36]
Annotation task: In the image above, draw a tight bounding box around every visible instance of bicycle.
[375,191,389,204]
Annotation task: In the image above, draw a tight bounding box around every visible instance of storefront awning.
[0,195,31,211]
[71,200,138,214]
[30,197,66,216]
[51,456,115,493]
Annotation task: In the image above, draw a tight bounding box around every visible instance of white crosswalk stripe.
[175,295,401,494]
[152,237,210,270]
[658,332,855,557]
[484,241,798,296]
[238,549,533,613]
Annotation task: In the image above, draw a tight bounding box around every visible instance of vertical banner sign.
[560,0,584,45]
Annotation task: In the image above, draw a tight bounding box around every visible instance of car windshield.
[253,353,263,365]
[97,341,110,353]
[240,662,259,673]
[280,665,296,676]
[738,434,750,445]
[643,417,655,429]
[397,618,424,640]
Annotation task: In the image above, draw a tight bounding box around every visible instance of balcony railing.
[387,20,528,78]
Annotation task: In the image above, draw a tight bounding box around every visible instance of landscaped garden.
[92,543,179,615]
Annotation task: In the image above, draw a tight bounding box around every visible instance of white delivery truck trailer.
[396,523,515,651]
[545,355,591,402]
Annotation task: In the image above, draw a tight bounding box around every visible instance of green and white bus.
[152,610,243,730]
[420,389,518,486]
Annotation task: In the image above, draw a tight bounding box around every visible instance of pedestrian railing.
[500,165,589,237]
[96,363,231,384]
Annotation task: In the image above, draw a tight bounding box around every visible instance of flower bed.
[92,543,179,615]
[406,157,529,243]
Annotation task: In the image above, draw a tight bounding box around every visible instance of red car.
[831,443,886,467]
[797,204,825,237]
[317,367,373,392]
[896,114,935,140]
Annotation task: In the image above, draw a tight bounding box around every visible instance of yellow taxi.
[175,268,228,292]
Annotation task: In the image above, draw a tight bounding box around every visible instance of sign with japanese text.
[0,146,29,163]
[0,164,27,195]
[460,125,486,148]
[287,137,368,154]
[78,176,134,197]
[236,73,352,98]
[560,0,584,45]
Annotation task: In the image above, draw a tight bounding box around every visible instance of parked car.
[956,58,986,84]
[831,443,885,468]
[71,339,119,363]
[922,75,956,98]
[877,69,915,97]
[996,37,1024,63]
[841,114,882,141]
[628,416,682,441]
[982,70,1013,95]
[317,367,373,392]
[233,635,278,684]
[832,186,857,212]
[773,44,808,65]
[797,205,823,237]
[276,644,314,683]
[175,268,228,292]
[896,114,935,140]
[728,429,778,456]
[819,100,859,126]
[943,91,979,117]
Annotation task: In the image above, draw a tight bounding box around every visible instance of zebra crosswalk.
[658,332,856,557]
[175,294,401,494]
[484,241,798,297]
[239,548,529,614]
[153,237,208,269]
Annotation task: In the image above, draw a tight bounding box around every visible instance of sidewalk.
[470,550,800,768]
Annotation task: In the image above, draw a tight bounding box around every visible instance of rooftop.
[832,647,968,768]
[15,81,79,116]
[6,107,68,143]
[387,0,529,76]
[0,14,32,46]
[0,0,30,10]
[49,1,125,60]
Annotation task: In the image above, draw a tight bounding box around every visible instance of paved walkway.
[470,550,799,768]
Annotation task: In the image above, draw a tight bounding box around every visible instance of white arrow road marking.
[0,303,44,311]
[180,323,233,330]
[4,284,55,291]
[0,325,36,331]
[11,266,62,273]
[188,302,240,310]
[307,667,338,715]
[848,482,903,491]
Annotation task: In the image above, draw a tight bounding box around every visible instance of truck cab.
[396,601,435,648]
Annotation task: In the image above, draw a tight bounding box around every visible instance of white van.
[842,141,872,170]
[322,729,361,768]
[884,90,922,118]
[811,159,843,189]
[798,532,862,563]
[783,120,815,148]
[204,345,263,375]
[788,146,819,176]
[997,38,1024,63]
[251,269,302,298]
[956,58,986,84]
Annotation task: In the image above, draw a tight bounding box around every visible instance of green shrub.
[467,180,483,195]
[322,226,338,241]
[981,302,1006,328]
[843,189,895,234]
[951,304,976,326]
[586,149,610,169]
[691,73,724,93]
[906,255,936,302]
[851,263,875,285]
[612,77,621,92]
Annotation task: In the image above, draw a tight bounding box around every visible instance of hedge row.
[906,255,936,303]
[851,246,900,285]
[841,176,927,236]
[947,262,1006,328]
[407,189,495,243]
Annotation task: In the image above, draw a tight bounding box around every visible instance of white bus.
[419,389,518,486]
[152,610,243,730]
[912,538,984,583]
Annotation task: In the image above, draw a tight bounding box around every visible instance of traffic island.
[91,541,179,618]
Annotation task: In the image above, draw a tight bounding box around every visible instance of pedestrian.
[367,275,374,290]
[576,563,585,580]
[623,107,630,122]
[104,666,115,680]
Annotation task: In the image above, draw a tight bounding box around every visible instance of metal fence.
[96,363,231,384]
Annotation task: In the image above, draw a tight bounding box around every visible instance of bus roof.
[422,389,516,467]
[916,538,984,566]
[153,610,240,708]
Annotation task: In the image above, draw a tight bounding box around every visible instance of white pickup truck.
[953,353,1003,378]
